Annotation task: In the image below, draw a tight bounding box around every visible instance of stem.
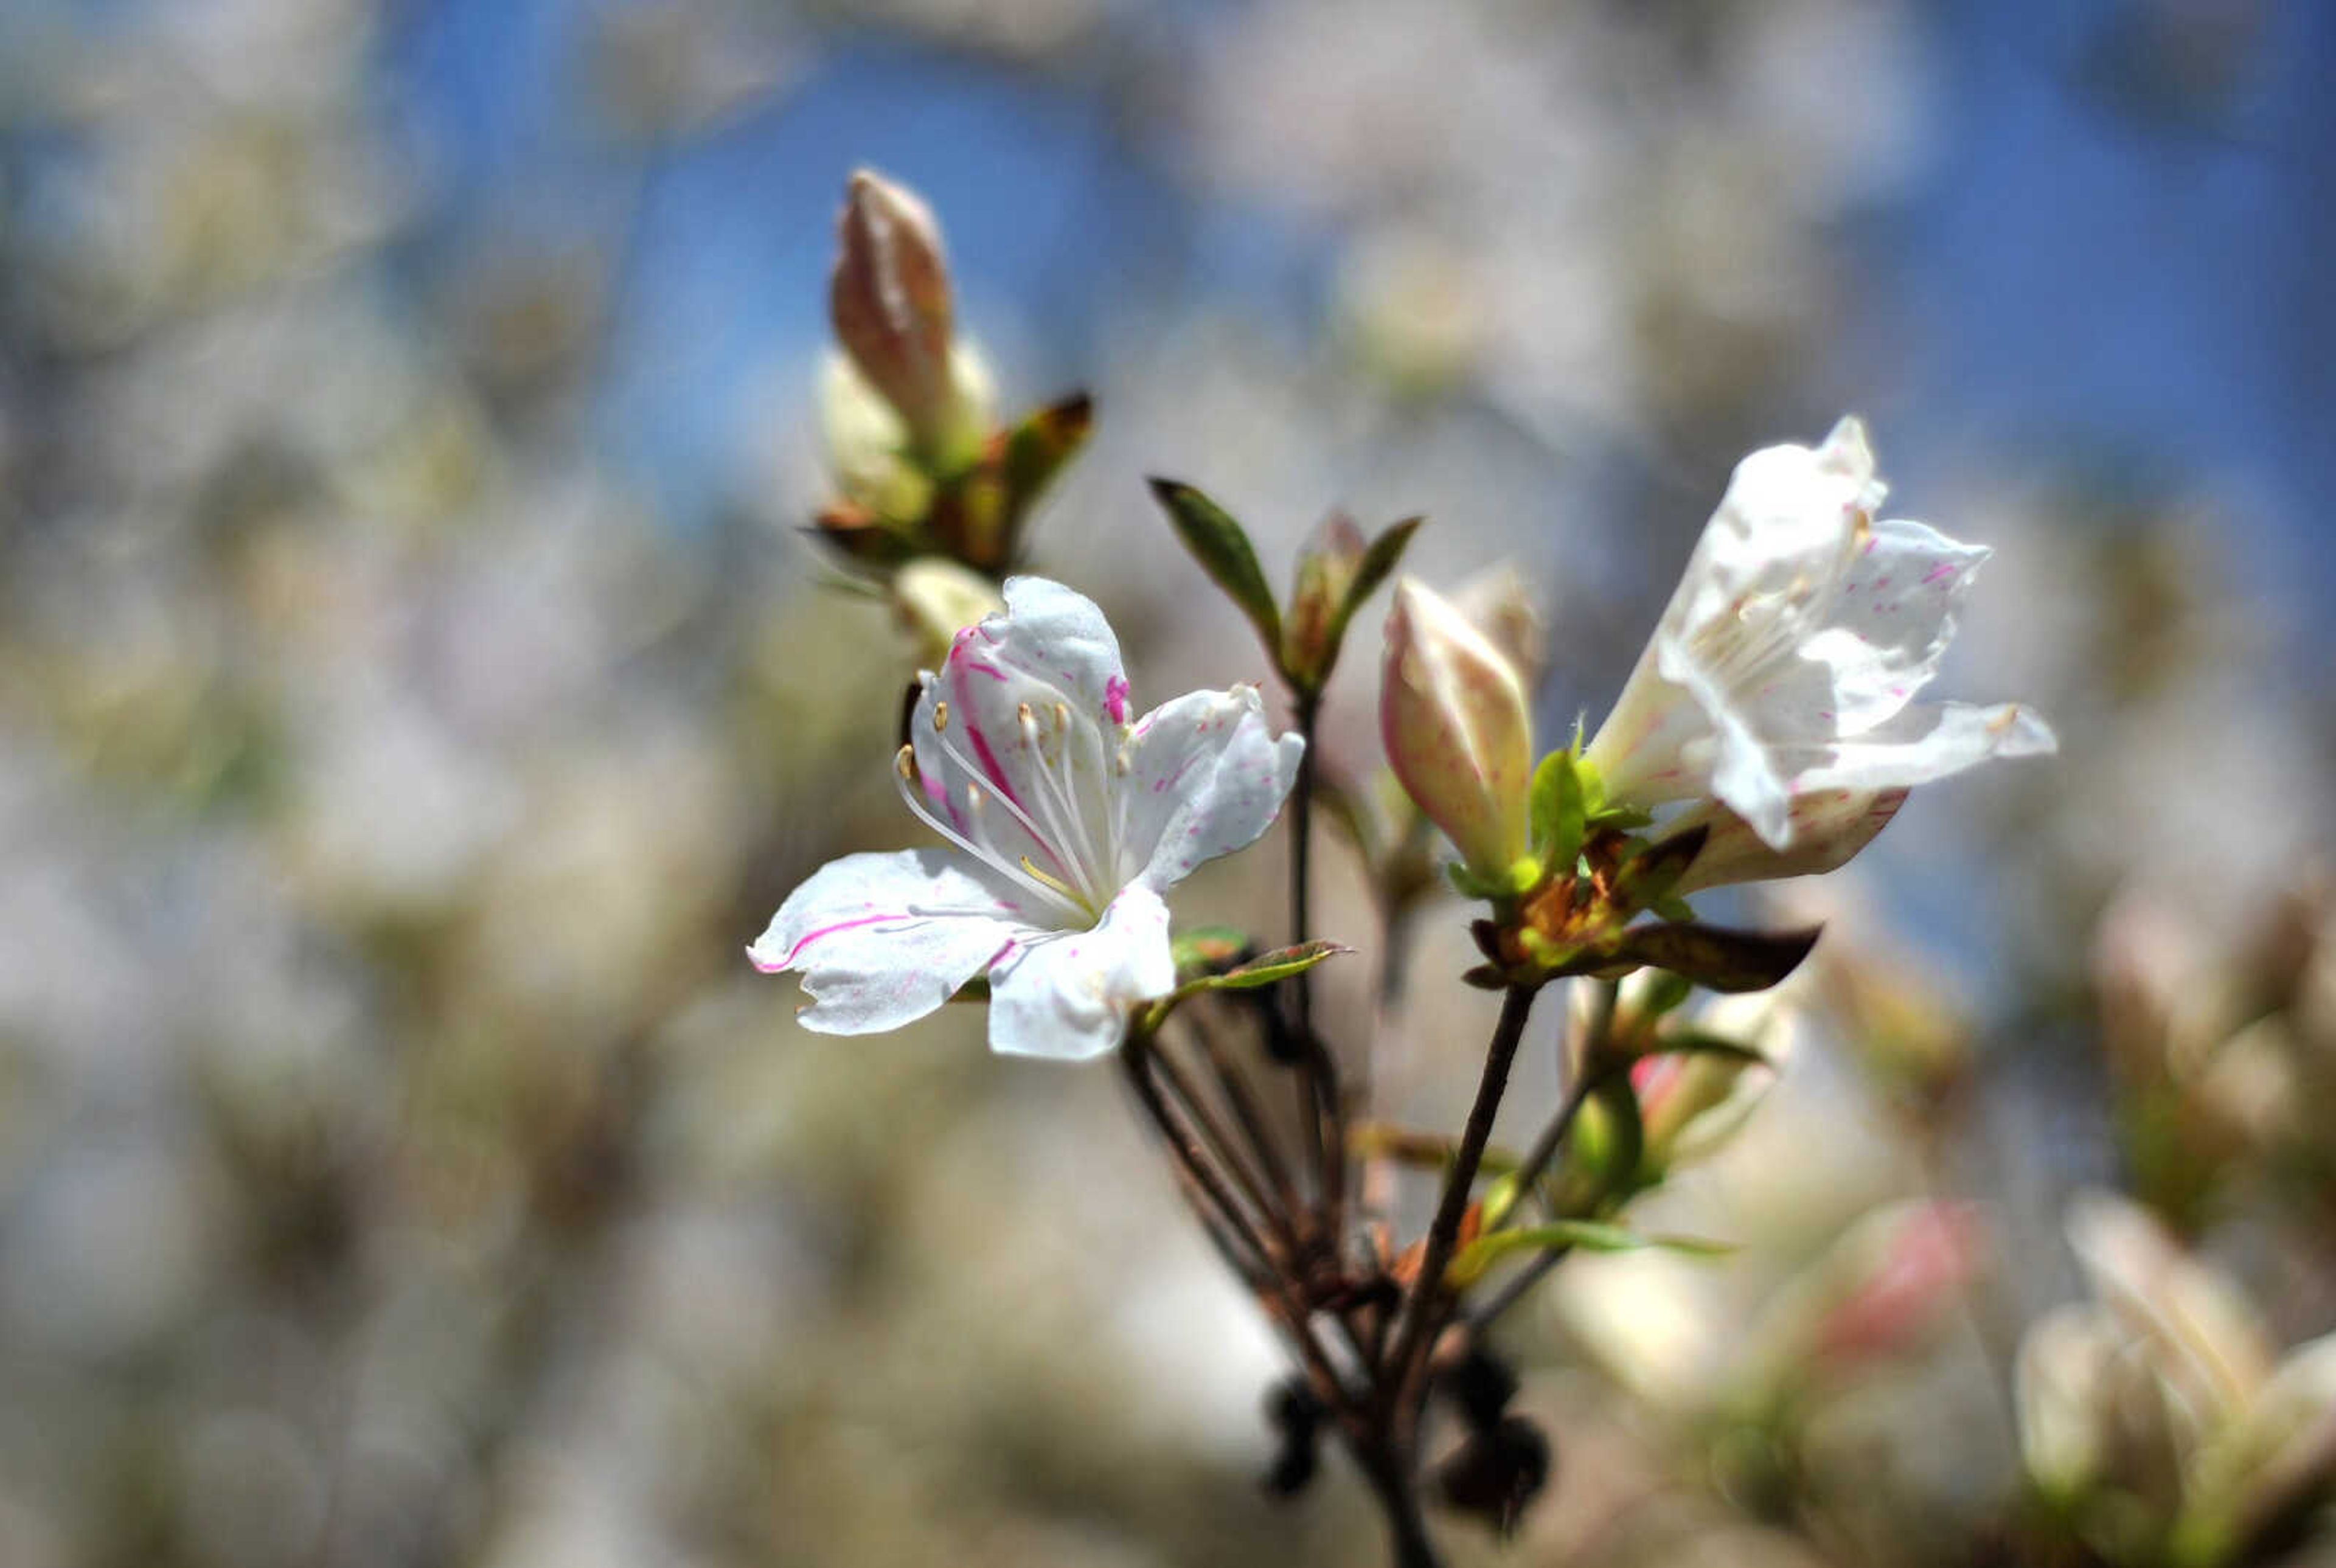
[1188,1014,1301,1218]
[1382,983,1540,1418]
[1151,1033,1295,1252]
[1503,979,1616,1202]
[1463,978,1617,1337]
[1120,1038,1279,1278]
[1464,1244,1573,1337]
[1358,1445,1443,1568]
[1286,689,1343,1239]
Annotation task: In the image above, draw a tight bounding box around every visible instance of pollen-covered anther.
[933,699,950,731]
[894,744,917,780]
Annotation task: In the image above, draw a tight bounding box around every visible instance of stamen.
[928,726,1071,878]
[933,700,950,731]
[1015,702,1098,905]
[1018,857,1083,904]
[889,747,1081,917]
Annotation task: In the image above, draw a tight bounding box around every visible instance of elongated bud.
[821,352,932,523]
[1282,512,1367,684]
[1633,1050,1770,1174]
[1381,577,1534,886]
[830,170,984,461]
[892,558,1005,668]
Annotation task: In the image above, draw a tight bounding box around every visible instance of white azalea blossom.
[1585,417,2054,862]
[751,577,1304,1061]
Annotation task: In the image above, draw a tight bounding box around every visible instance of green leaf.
[1528,751,1589,875]
[1609,921,1823,994]
[1447,1218,1734,1286]
[1170,925,1253,980]
[1170,940,1347,999]
[1001,392,1093,518]
[1147,478,1282,656]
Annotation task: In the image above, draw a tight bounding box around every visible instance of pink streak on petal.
[1105,675,1130,724]
[1922,561,1958,586]
[763,912,899,969]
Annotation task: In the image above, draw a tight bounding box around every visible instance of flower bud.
[1805,1201,1984,1374]
[1634,1049,1771,1176]
[821,352,932,523]
[891,558,1004,669]
[1381,577,1534,886]
[2014,1303,2130,1500]
[1447,565,1545,692]
[829,169,986,463]
[1281,512,1366,686]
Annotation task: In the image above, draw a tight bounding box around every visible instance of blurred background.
[1,1,2332,1564]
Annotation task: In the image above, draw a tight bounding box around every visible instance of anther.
[933,700,950,731]
[894,744,917,780]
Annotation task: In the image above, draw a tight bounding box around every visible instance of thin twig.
[1285,690,1343,1238]
[1382,983,1540,1420]
[1121,1039,1281,1275]
[1186,1010,1300,1218]
[1152,1033,1296,1252]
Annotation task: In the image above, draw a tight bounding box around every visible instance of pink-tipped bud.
[1633,1049,1773,1173]
[1381,578,1534,886]
[1809,1201,1985,1372]
[830,170,972,458]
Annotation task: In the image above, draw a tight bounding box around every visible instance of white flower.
[1584,417,2054,864]
[750,577,1304,1061]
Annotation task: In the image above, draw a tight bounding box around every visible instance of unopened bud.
[1635,1054,1770,1175]
[2014,1303,2127,1500]
[830,169,986,462]
[1807,1201,1984,1373]
[1282,512,1366,684]
[892,558,1004,668]
[821,352,932,522]
[1381,577,1534,886]
[1448,565,1545,692]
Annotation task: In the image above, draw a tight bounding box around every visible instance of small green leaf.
[1170,925,1253,980]
[1001,392,1093,517]
[1147,478,1282,656]
[1447,1219,1734,1286]
[1169,940,1347,999]
[1610,921,1823,994]
[1138,940,1350,1033]
[1528,751,1588,875]
[1214,940,1349,988]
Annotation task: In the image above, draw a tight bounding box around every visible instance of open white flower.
[751,577,1303,1061]
[1584,417,2054,866]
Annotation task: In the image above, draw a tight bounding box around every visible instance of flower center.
[891,692,1135,926]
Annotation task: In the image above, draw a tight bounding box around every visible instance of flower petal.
[1671,789,1911,894]
[1121,687,1305,893]
[1783,700,2057,795]
[1658,416,1881,668]
[748,848,1027,1034]
[986,883,1175,1060]
[1797,517,1992,734]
